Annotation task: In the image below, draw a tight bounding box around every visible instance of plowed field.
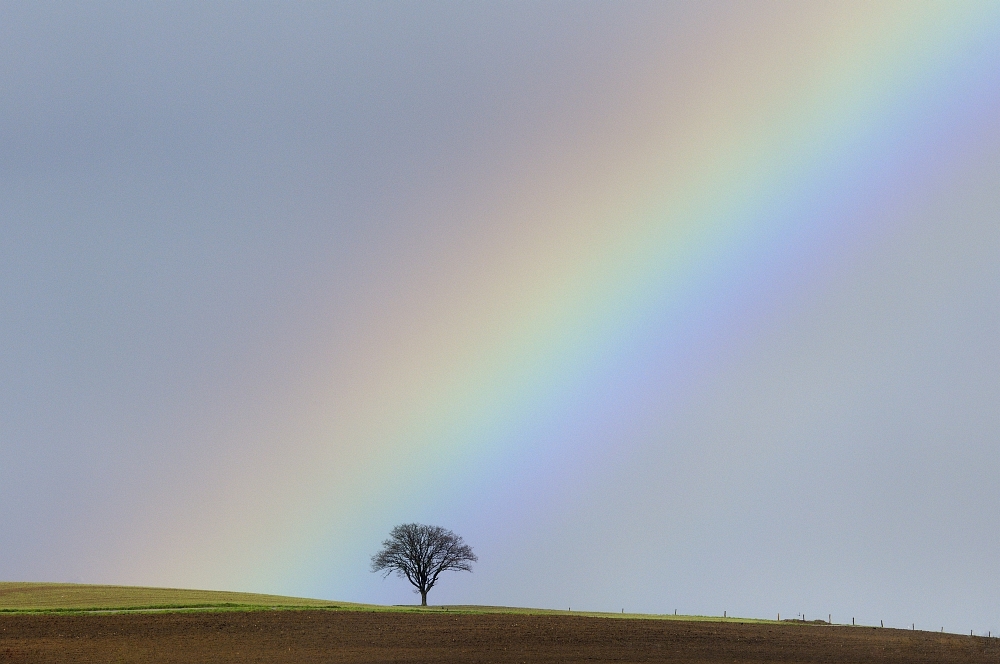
[1,610,997,663]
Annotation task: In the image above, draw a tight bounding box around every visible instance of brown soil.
[1,610,998,663]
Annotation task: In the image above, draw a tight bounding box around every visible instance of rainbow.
[105,2,1000,611]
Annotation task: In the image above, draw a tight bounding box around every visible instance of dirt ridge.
[2,609,998,663]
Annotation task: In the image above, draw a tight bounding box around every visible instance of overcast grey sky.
[2,2,999,633]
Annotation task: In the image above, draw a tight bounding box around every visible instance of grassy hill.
[0,582,357,612]
[0,583,795,625]
[0,583,769,621]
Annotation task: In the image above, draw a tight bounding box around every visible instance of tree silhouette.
[371,523,477,606]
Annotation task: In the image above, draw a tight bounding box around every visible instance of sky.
[2,0,999,634]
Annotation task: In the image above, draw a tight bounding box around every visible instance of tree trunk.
[420,590,427,606]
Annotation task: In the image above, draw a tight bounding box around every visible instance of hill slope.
[2,609,997,663]
[0,582,351,612]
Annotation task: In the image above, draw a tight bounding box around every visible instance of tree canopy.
[371,523,477,606]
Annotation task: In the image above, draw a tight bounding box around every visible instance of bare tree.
[371,523,477,606]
